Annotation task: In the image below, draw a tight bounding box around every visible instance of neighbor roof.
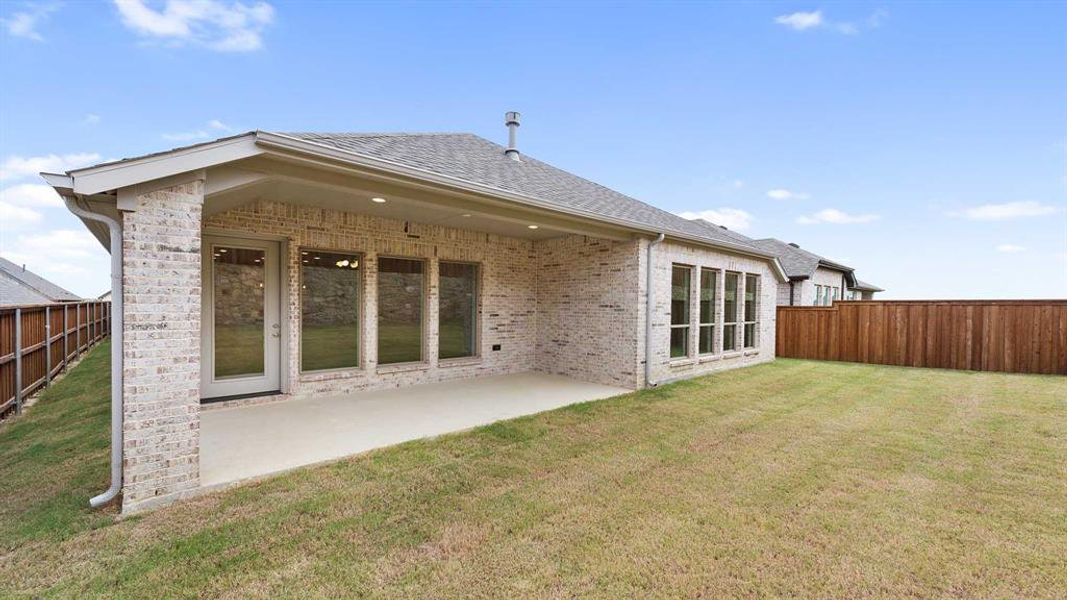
[750,238,854,282]
[0,257,81,305]
[851,279,884,292]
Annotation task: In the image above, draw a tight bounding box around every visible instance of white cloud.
[797,208,880,225]
[1,3,57,41]
[0,152,102,181]
[0,201,42,229]
[0,183,63,207]
[775,9,886,35]
[775,11,823,31]
[954,200,1059,221]
[1,230,105,283]
[82,113,102,125]
[162,129,210,141]
[995,244,1026,253]
[163,118,233,141]
[767,188,810,201]
[12,229,100,258]
[678,208,754,231]
[1055,252,1067,265]
[113,0,275,52]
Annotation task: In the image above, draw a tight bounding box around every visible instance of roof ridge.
[284,131,476,138]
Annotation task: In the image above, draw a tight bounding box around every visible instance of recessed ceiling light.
[461,213,472,218]
[527,224,539,229]
[218,248,228,253]
[371,197,387,203]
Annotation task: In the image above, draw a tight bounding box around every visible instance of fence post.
[14,308,22,415]
[62,305,69,368]
[45,306,52,384]
[75,301,81,354]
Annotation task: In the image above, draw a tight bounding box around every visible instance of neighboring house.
[43,115,789,512]
[848,280,884,301]
[0,257,82,306]
[748,238,883,306]
[98,290,112,301]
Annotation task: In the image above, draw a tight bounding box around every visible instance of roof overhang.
[46,131,789,282]
[815,260,858,288]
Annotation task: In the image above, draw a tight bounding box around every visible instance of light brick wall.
[774,281,793,306]
[121,180,204,513]
[204,201,538,397]
[802,266,849,306]
[533,235,642,389]
[644,241,777,384]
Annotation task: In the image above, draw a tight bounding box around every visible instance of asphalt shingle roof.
[281,132,766,253]
[852,279,884,292]
[0,257,82,305]
[749,238,853,280]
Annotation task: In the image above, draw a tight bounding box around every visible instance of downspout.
[789,281,795,306]
[64,196,124,508]
[644,233,665,387]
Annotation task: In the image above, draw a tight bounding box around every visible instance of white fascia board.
[254,131,785,274]
[69,134,263,195]
[40,172,74,191]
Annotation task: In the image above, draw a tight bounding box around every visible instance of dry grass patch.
[1,352,1065,598]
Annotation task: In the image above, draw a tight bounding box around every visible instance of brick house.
[44,117,790,513]
[748,238,883,306]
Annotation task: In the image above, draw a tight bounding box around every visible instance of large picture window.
[439,262,478,359]
[300,250,361,372]
[378,257,425,364]
[744,274,759,348]
[723,272,739,351]
[698,268,717,354]
[670,265,692,358]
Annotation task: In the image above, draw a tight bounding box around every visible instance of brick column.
[121,179,204,513]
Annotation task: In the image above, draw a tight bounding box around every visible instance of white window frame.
[698,267,718,355]
[670,264,693,359]
[723,271,740,352]
[743,273,759,349]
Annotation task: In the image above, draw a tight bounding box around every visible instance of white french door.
[201,235,282,400]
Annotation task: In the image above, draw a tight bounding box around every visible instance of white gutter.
[645,233,665,387]
[61,190,124,508]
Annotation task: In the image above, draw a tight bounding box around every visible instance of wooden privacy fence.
[776,300,1067,375]
[0,301,111,417]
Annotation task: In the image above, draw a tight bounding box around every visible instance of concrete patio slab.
[200,371,629,487]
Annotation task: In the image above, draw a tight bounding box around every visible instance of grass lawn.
[2,343,1065,598]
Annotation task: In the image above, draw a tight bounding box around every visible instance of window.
[744,274,759,348]
[723,272,739,351]
[833,287,840,302]
[439,262,478,359]
[698,269,717,354]
[300,250,361,371]
[377,257,425,364]
[670,265,692,358]
[815,285,824,306]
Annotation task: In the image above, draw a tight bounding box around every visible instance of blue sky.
[1,1,1065,298]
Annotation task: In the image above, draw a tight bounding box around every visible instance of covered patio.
[199,371,629,487]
